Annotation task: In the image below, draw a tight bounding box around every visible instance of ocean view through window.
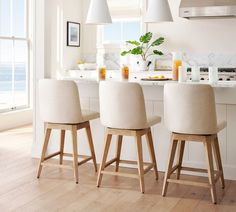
[0,0,29,112]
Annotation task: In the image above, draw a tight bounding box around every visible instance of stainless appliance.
[179,0,236,19]
[187,68,236,81]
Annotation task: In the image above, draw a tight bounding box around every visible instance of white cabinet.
[33,79,236,180]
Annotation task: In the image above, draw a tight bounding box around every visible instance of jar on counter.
[172,52,182,81]
[120,65,129,80]
[208,67,218,84]
[98,66,106,81]
[178,66,187,83]
[191,66,200,82]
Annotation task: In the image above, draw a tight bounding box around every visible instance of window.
[103,20,141,44]
[98,0,142,45]
[0,0,29,112]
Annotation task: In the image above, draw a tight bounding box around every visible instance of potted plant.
[121,32,165,71]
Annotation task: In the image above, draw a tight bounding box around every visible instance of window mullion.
[10,0,13,36]
[11,39,15,110]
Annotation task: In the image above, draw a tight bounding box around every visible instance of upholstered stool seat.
[37,79,98,184]
[162,84,226,204]
[217,121,227,132]
[81,110,100,122]
[97,81,161,193]
[147,116,162,128]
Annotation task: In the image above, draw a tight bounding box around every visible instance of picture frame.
[67,21,80,47]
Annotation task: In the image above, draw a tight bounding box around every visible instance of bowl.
[78,64,85,70]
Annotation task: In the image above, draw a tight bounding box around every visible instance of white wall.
[81,0,236,56]
[44,0,83,78]
[81,0,97,56]
[147,0,236,54]
[32,0,83,157]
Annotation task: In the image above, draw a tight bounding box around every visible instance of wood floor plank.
[0,126,236,212]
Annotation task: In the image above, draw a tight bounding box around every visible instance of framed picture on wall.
[67,22,80,47]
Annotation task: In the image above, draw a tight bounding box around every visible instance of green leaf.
[151,37,165,46]
[153,50,164,55]
[126,40,140,46]
[121,50,131,56]
[139,32,152,43]
[131,47,143,55]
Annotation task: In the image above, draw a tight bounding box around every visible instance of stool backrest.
[39,79,83,124]
[99,81,148,129]
[164,84,218,135]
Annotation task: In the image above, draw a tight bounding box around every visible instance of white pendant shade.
[145,0,173,23]
[86,0,112,25]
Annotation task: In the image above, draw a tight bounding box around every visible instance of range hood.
[179,0,236,19]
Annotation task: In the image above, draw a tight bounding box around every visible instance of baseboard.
[0,109,33,132]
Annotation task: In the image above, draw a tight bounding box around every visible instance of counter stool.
[97,81,161,193]
[37,79,99,184]
[162,84,226,204]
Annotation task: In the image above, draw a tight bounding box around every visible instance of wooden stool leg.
[86,123,98,172]
[37,128,52,178]
[212,135,225,189]
[176,140,185,180]
[204,137,217,204]
[59,130,65,165]
[97,133,112,187]
[145,130,158,180]
[162,135,178,196]
[71,125,79,184]
[136,135,145,193]
[115,135,123,172]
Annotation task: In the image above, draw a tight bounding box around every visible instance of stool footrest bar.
[119,159,151,166]
[181,166,208,173]
[170,164,179,174]
[105,158,118,168]
[78,156,93,166]
[41,162,73,170]
[44,151,61,161]
[167,179,210,188]
[101,170,139,179]
[144,164,154,174]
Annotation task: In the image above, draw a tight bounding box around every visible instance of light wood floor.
[0,126,236,212]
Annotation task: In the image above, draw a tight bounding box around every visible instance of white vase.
[138,60,151,71]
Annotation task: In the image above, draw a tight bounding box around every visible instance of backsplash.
[82,52,236,70]
[183,53,236,67]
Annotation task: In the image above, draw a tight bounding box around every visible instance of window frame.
[0,0,30,113]
[99,18,141,46]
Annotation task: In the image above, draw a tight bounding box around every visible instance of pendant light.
[86,0,112,25]
[145,0,173,23]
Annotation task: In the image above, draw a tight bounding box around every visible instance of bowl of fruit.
[141,75,171,81]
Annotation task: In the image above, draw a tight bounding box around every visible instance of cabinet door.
[227,105,236,166]
[153,101,173,171]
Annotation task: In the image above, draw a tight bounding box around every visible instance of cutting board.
[141,78,172,81]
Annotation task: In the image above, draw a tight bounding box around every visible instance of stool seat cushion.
[217,120,227,132]
[146,115,162,128]
[81,110,100,122]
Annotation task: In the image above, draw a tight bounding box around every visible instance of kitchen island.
[32,74,236,180]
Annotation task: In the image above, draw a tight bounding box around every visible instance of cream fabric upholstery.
[39,79,99,124]
[164,83,226,135]
[82,110,100,122]
[217,120,227,133]
[99,81,161,129]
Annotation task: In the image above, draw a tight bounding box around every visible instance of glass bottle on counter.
[120,64,129,80]
[191,66,200,82]
[172,52,182,81]
[98,65,106,81]
[208,67,218,84]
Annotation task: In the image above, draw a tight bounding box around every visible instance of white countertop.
[63,76,236,88]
